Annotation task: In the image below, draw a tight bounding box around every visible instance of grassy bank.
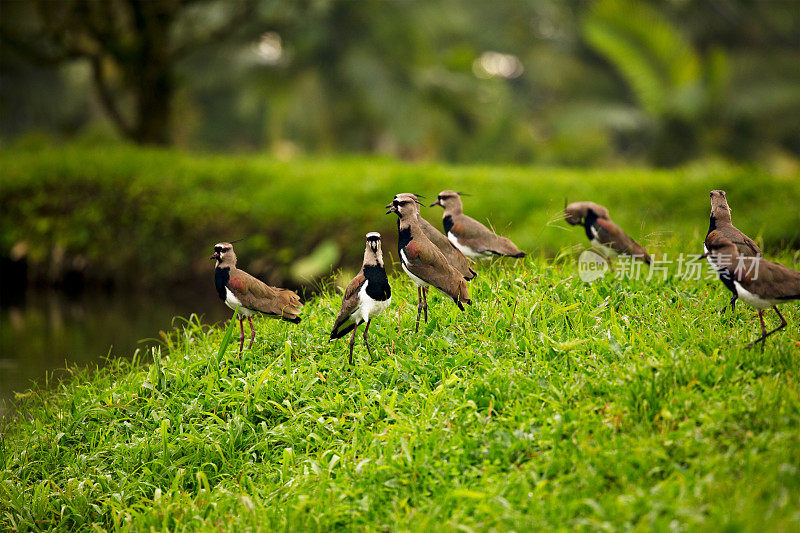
[1,142,799,287]
[3,251,800,530]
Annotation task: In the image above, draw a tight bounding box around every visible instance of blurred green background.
[2,0,799,168]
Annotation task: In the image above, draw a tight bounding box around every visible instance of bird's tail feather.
[330,321,355,340]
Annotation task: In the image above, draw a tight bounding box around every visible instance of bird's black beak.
[386,206,398,215]
[430,199,442,207]
[700,252,709,259]
[211,252,220,260]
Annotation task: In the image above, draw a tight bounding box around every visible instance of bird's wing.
[404,238,460,289]
[595,218,650,261]
[713,224,762,257]
[422,221,476,279]
[331,271,366,338]
[451,215,523,256]
[441,242,477,279]
[740,258,800,301]
[733,230,762,257]
[228,270,303,321]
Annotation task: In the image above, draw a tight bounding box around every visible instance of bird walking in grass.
[212,242,302,354]
[388,194,471,332]
[704,190,762,313]
[430,190,525,259]
[330,232,392,365]
[704,231,799,350]
[565,201,651,266]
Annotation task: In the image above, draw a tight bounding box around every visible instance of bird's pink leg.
[747,310,769,351]
[415,287,423,333]
[237,315,245,355]
[363,320,373,360]
[422,287,429,323]
[753,306,789,349]
[348,323,359,366]
[247,315,256,350]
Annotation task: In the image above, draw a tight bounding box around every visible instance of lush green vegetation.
[3,245,800,530]
[4,1,800,166]
[2,143,799,287]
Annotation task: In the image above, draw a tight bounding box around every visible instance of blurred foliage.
[1,0,799,166]
[290,239,341,284]
[0,143,797,288]
[0,0,259,144]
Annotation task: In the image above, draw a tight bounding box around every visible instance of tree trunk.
[128,0,175,145]
[132,65,172,145]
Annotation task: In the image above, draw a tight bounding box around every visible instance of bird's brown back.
[705,224,761,257]
[450,213,525,257]
[736,256,800,301]
[404,221,471,305]
[228,268,303,321]
[595,218,651,263]
[417,215,475,279]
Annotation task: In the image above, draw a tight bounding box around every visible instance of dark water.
[0,287,229,416]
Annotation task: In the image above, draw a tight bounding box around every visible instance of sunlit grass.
[2,240,799,530]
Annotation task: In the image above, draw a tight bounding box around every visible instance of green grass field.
[3,246,800,530]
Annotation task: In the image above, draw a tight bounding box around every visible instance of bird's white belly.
[400,250,430,287]
[355,282,392,323]
[225,288,254,316]
[447,233,488,259]
[733,281,776,309]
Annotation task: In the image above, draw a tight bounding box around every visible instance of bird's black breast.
[583,210,598,241]
[214,267,230,301]
[443,215,454,235]
[398,226,412,259]
[716,267,737,295]
[363,265,391,301]
[707,215,716,236]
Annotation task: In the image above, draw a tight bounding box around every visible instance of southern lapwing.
[564,201,651,265]
[330,232,392,365]
[387,195,471,332]
[390,193,476,280]
[430,190,525,259]
[212,242,302,354]
[704,231,799,350]
[704,190,762,313]
[564,201,610,226]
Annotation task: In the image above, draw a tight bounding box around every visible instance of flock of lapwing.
[212,189,799,361]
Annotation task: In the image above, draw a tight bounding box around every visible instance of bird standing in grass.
[212,242,302,354]
[431,190,525,259]
[704,231,799,350]
[391,193,476,281]
[330,232,392,365]
[565,201,651,266]
[704,190,762,313]
[388,195,471,332]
